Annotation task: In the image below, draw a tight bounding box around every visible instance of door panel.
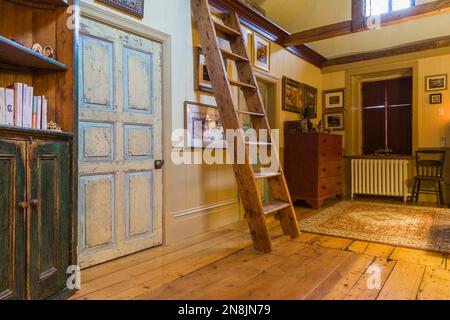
[29,141,71,300]
[0,139,26,300]
[78,18,163,267]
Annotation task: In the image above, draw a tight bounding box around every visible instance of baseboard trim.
[172,199,239,219]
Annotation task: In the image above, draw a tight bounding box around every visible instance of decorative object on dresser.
[284,126,343,209]
[0,0,77,300]
[96,0,145,19]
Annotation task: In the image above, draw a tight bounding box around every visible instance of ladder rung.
[263,201,291,216]
[213,21,242,37]
[254,171,282,179]
[220,49,249,62]
[246,141,272,146]
[237,110,265,117]
[229,80,257,91]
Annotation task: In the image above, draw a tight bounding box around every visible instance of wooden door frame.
[79,2,172,247]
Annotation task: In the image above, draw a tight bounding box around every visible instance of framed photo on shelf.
[96,0,145,19]
[425,74,447,91]
[323,89,345,111]
[184,101,226,149]
[430,93,442,104]
[282,77,304,114]
[303,84,318,119]
[253,33,271,72]
[324,112,344,131]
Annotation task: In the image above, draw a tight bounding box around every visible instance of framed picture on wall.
[430,93,442,104]
[426,74,447,91]
[253,33,271,72]
[303,84,318,119]
[323,89,345,111]
[282,77,304,114]
[324,112,344,131]
[96,0,145,19]
[184,101,226,149]
[194,46,229,94]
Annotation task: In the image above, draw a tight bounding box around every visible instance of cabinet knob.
[18,202,28,209]
[30,199,39,206]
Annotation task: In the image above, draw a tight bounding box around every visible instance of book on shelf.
[0,83,48,130]
[0,88,5,124]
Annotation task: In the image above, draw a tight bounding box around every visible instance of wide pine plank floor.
[71,212,450,300]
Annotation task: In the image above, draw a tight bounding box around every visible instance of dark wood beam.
[284,0,450,46]
[283,21,352,47]
[208,0,327,68]
[323,35,450,68]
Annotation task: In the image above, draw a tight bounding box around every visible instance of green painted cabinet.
[0,129,76,300]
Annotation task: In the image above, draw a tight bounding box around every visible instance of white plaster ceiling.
[253,0,450,59]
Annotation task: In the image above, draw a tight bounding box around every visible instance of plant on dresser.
[0,0,77,300]
[284,132,344,210]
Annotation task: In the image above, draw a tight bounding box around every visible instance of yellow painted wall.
[80,0,323,244]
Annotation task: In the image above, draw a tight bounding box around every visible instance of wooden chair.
[411,150,446,206]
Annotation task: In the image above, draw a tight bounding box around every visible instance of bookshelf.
[0,0,77,300]
[0,0,75,132]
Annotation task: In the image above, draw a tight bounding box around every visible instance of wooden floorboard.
[72,216,450,300]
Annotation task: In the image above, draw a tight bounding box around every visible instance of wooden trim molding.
[284,0,450,46]
[208,0,326,68]
[323,35,450,68]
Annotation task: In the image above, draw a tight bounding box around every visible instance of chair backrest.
[416,150,446,178]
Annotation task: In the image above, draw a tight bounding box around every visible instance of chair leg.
[410,179,418,205]
[415,180,421,204]
[440,181,446,207]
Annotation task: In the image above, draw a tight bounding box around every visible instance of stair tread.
[254,171,282,179]
[237,110,265,117]
[220,48,249,62]
[229,80,257,90]
[263,201,291,215]
[213,21,241,37]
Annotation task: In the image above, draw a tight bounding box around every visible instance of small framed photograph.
[323,89,345,110]
[426,74,447,91]
[184,101,226,149]
[303,84,318,119]
[430,93,442,104]
[194,46,229,94]
[253,33,271,72]
[324,112,345,131]
[282,77,304,114]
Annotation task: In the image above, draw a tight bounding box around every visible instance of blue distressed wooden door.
[78,18,163,268]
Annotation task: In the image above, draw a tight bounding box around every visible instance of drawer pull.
[322,168,327,172]
[18,202,28,209]
[322,186,326,190]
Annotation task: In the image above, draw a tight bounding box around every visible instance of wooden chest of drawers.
[285,132,343,209]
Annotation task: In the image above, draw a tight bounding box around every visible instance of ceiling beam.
[284,0,450,47]
[208,0,327,68]
[323,35,450,68]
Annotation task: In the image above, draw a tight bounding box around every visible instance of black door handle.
[155,160,164,170]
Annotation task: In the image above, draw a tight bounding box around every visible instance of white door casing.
[78,17,163,268]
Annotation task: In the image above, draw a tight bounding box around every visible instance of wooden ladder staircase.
[191,0,301,252]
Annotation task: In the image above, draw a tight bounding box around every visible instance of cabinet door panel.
[0,139,26,300]
[29,141,71,300]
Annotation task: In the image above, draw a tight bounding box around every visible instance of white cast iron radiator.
[351,158,410,202]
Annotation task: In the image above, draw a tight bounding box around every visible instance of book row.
[0,83,48,130]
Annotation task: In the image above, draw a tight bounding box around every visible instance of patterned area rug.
[300,201,450,253]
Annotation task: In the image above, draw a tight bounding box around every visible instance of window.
[365,0,416,16]
[362,77,413,155]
